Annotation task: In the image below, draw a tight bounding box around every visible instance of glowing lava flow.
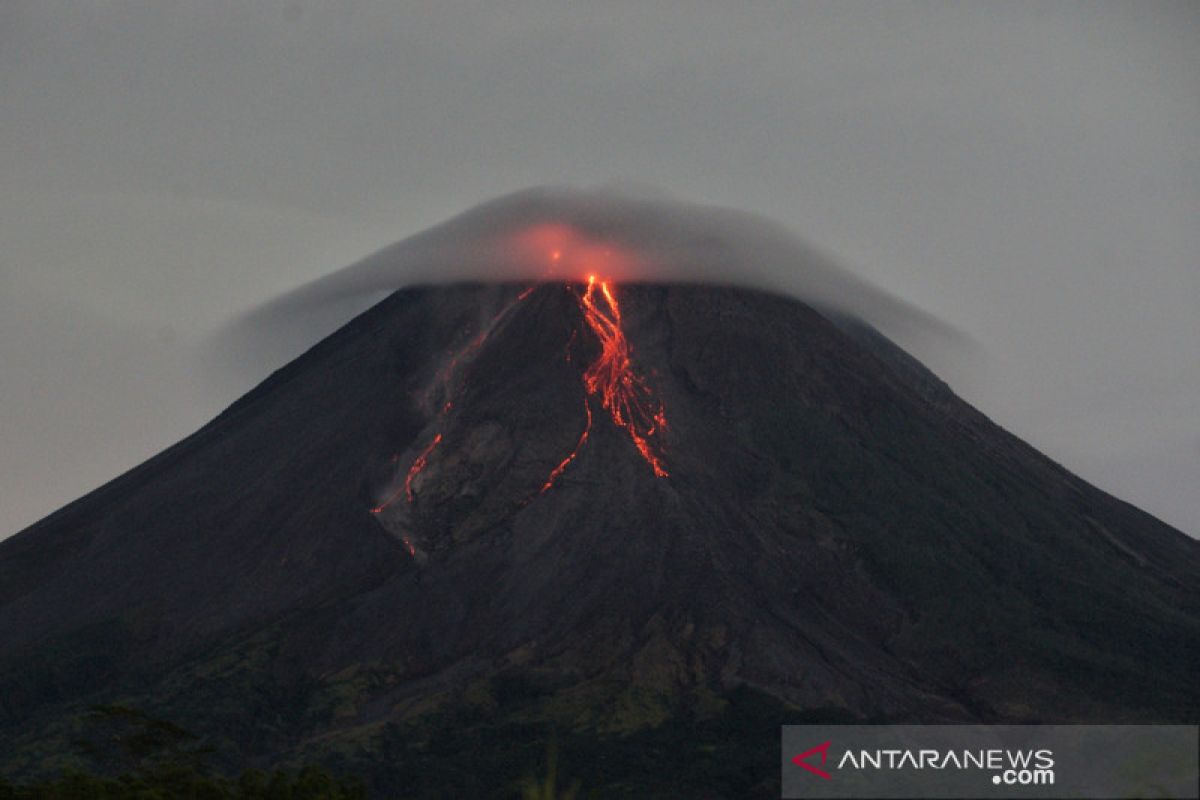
[371,433,443,514]
[539,276,669,493]
[539,395,592,493]
[577,276,668,477]
[371,289,531,539]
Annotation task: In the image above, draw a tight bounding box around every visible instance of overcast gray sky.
[1,1,1197,538]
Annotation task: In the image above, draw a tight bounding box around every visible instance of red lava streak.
[405,433,443,502]
[576,276,669,477]
[540,276,669,492]
[373,291,530,518]
[372,433,442,514]
[540,395,592,493]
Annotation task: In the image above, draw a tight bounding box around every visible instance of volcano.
[1,280,1197,797]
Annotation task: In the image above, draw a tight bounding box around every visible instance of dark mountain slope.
[1,283,1196,795]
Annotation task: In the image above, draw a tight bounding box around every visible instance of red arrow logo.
[791,740,832,780]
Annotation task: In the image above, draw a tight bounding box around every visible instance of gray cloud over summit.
[219,185,964,374]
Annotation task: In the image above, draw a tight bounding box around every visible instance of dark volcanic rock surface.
[1,283,1197,792]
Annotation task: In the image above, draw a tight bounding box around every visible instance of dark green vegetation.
[0,767,364,800]
[1,691,844,799]
[352,685,856,799]
[0,706,364,799]
[2,285,1197,797]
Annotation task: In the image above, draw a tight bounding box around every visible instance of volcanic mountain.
[1,280,1197,797]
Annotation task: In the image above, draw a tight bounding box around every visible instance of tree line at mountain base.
[0,764,367,800]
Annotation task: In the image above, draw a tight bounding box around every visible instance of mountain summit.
[2,281,1197,796]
